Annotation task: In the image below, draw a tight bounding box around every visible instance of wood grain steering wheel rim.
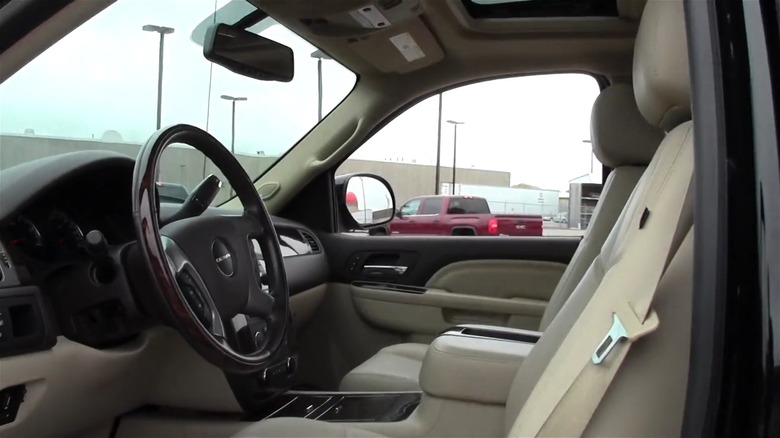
[132,124,289,374]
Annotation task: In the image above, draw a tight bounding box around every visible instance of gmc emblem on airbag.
[212,239,234,277]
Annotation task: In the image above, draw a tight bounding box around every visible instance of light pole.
[142,24,175,130]
[221,94,248,196]
[446,120,465,189]
[310,49,331,121]
[582,139,594,173]
[434,93,443,194]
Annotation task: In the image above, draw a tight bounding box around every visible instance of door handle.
[362,265,408,276]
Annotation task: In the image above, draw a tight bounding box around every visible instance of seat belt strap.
[509,145,693,437]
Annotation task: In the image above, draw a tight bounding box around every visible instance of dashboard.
[2,167,134,267]
[0,150,328,357]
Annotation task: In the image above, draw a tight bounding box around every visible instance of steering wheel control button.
[0,250,11,269]
[212,239,234,277]
[286,355,298,374]
[177,273,211,327]
[253,329,267,350]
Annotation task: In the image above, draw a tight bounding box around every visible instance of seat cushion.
[339,343,428,392]
[234,418,385,438]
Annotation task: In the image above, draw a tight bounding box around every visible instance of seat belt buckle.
[592,314,627,364]
[592,305,660,364]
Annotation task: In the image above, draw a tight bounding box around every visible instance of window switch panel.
[0,384,25,426]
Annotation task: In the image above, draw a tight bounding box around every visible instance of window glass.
[447,197,490,214]
[0,0,356,206]
[420,198,443,215]
[337,74,602,237]
[400,199,421,216]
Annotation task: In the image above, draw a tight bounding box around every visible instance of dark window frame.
[461,0,618,19]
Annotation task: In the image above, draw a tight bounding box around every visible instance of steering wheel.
[131,124,289,374]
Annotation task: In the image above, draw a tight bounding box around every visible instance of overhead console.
[263,0,444,74]
[300,0,425,37]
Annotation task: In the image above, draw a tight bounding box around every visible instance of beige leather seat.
[235,0,693,435]
[340,83,665,392]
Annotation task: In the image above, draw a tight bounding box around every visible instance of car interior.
[0,0,735,436]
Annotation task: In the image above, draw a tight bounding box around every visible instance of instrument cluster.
[6,209,90,260]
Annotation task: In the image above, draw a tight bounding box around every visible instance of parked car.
[386,195,543,236]
[552,212,568,224]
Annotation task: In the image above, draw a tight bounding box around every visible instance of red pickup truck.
[382,195,543,236]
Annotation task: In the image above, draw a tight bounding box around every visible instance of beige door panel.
[0,328,242,437]
[351,284,547,335]
[425,259,568,302]
[290,284,326,330]
[294,283,406,390]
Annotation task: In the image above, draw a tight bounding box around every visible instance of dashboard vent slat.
[299,231,321,253]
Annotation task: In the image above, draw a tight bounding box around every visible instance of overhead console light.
[301,0,422,37]
[350,4,391,29]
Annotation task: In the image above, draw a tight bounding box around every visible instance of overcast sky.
[0,0,600,191]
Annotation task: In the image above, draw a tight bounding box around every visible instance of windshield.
[0,0,356,203]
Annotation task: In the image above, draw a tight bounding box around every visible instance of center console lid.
[420,325,539,405]
[441,324,542,344]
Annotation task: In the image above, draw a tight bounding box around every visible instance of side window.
[448,197,490,214]
[420,198,443,215]
[337,74,602,236]
[399,199,421,216]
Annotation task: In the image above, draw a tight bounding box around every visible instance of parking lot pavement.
[543,228,586,237]
[543,222,586,237]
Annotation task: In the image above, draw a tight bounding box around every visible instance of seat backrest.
[505,0,694,435]
[539,84,663,330]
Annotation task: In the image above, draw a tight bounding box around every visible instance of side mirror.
[335,173,396,231]
[204,23,294,82]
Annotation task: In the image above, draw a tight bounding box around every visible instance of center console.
[246,392,421,423]
[235,324,537,425]
[419,324,541,405]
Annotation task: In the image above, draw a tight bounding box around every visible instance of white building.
[440,183,560,216]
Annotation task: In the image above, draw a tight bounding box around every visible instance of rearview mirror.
[204,23,294,82]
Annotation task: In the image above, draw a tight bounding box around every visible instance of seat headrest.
[633,0,691,131]
[591,84,665,168]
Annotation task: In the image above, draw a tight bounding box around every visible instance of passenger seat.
[340,84,665,392]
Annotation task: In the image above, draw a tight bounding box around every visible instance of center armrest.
[443,324,543,344]
[419,335,532,405]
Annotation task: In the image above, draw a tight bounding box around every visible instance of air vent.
[299,231,321,253]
